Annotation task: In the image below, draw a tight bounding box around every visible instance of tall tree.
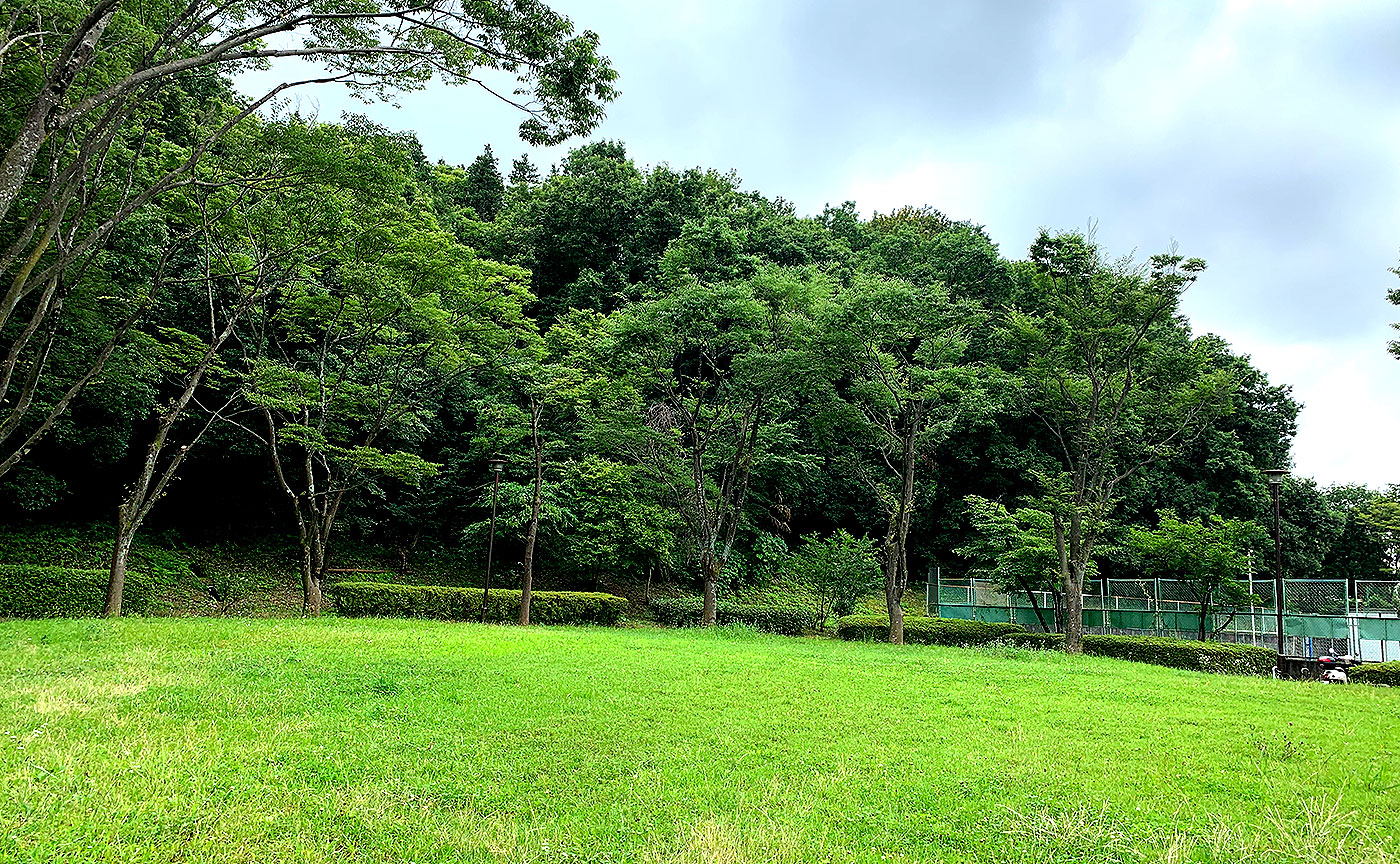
[1010,231,1235,653]
[0,0,615,482]
[103,118,414,615]
[610,269,819,624]
[243,191,530,614]
[462,144,505,221]
[819,274,986,644]
[509,154,541,187]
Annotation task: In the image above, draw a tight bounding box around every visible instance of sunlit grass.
[1,618,1396,863]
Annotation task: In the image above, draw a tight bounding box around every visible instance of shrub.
[650,597,809,636]
[0,565,153,617]
[836,615,1277,675]
[1350,661,1400,686]
[836,614,1024,645]
[999,631,1066,650]
[1000,631,1274,674]
[1080,634,1276,675]
[786,530,881,627]
[333,582,627,626]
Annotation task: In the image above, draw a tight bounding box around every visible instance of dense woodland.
[3,0,1399,649]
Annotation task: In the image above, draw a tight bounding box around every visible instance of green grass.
[1,618,1397,863]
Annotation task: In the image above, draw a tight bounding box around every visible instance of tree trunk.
[700,553,720,626]
[1063,567,1084,653]
[1054,513,1084,654]
[520,405,543,626]
[103,510,137,617]
[884,541,904,645]
[299,538,322,616]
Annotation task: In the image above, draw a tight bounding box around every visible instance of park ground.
[0,618,1397,863]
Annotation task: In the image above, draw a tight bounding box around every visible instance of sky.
[240,0,1400,487]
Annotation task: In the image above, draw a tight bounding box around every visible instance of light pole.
[481,457,506,624]
[1262,468,1288,660]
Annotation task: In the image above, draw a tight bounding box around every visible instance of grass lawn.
[1,618,1397,863]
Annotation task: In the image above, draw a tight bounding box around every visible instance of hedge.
[0,565,152,617]
[835,615,1277,675]
[1350,661,1400,686]
[998,630,1276,675]
[333,581,627,626]
[836,614,1022,645]
[650,597,809,636]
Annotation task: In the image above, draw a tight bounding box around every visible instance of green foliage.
[786,530,880,628]
[956,496,1069,629]
[1119,510,1266,638]
[1000,632,1277,675]
[835,615,1022,645]
[0,566,152,618]
[650,597,808,636]
[1349,661,1400,686]
[333,581,626,626]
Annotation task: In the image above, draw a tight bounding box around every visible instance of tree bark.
[700,553,720,626]
[104,509,136,617]
[519,401,543,626]
[885,543,905,645]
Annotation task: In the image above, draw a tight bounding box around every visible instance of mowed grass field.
[0,619,1396,864]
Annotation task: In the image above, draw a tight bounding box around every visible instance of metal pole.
[481,464,502,624]
[1271,481,1285,658]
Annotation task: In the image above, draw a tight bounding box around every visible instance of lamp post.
[481,457,506,624]
[1262,468,1288,660]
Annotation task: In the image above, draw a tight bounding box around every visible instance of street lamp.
[481,457,506,624]
[1262,467,1289,661]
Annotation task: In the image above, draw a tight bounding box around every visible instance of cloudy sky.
[246,0,1400,487]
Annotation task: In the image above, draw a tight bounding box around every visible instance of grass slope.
[1,618,1397,863]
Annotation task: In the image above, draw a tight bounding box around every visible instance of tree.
[1359,491,1400,577]
[243,184,530,614]
[1121,510,1265,641]
[787,529,880,630]
[0,0,616,482]
[610,268,819,625]
[956,496,1068,631]
[819,274,986,644]
[462,144,505,221]
[1009,231,1235,653]
[102,117,421,615]
[509,154,541,187]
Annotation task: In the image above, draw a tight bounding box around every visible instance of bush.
[836,614,1023,645]
[786,530,881,626]
[999,631,1275,674]
[1080,634,1276,675]
[650,597,809,636]
[333,582,627,626]
[1350,661,1400,686]
[836,615,1277,675]
[0,565,152,617]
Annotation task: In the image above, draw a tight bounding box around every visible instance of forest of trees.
[4,0,1400,648]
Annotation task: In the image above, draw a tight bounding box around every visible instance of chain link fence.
[927,575,1400,660]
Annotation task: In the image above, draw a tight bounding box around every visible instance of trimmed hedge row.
[650,597,809,636]
[1000,631,1277,675]
[0,565,151,617]
[333,581,627,626]
[1350,661,1400,686]
[836,615,1278,675]
[836,615,1023,645]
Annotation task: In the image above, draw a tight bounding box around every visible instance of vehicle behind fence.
[927,576,1400,660]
